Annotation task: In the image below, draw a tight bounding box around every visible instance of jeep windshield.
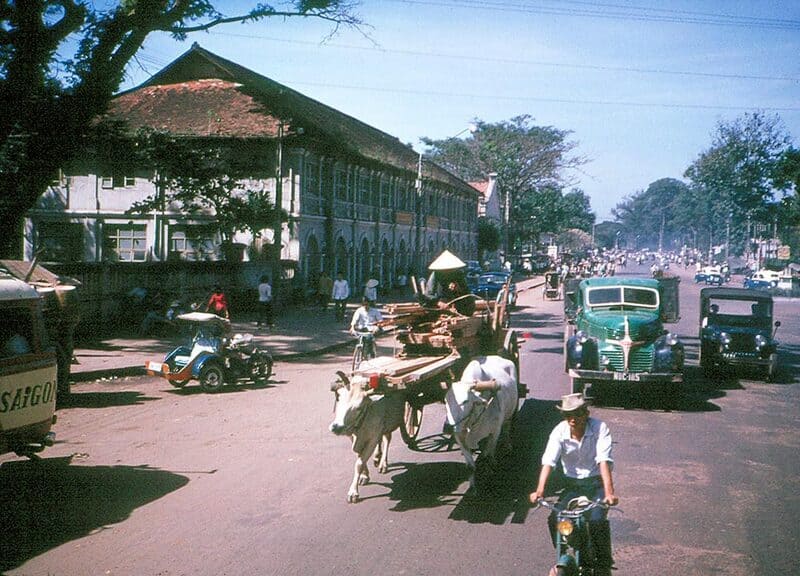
[706,297,772,328]
[586,286,659,309]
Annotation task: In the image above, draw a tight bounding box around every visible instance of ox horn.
[330,370,350,392]
[471,379,499,393]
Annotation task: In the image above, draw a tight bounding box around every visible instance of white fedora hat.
[556,392,589,412]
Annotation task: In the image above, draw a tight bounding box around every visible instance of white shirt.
[350,306,383,331]
[258,282,272,302]
[541,417,613,479]
[332,279,349,300]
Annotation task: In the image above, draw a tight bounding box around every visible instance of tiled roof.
[103,44,476,196]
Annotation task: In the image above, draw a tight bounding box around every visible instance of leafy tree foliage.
[123,131,287,253]
[614,112,794,259]
[422,115,591,254]
[0,0,362,257]
[476,217,500,260]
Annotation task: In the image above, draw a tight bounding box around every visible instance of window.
[1,307,35,359]
[100,174,135,189]
[124,176,135,188]
[37,222,83,262]
[169,226,216,261]
[105,224,147,262]
[101,176,114,189]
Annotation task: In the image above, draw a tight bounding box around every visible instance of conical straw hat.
[428,250,466,271]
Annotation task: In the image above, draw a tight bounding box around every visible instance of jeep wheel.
[699,344,715,377]
[200,364,225,393]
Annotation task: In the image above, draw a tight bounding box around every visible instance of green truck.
[564,276,684,398]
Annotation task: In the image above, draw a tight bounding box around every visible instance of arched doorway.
[381,238,392,289]
[359,237,371,292]
[397,238,408,277]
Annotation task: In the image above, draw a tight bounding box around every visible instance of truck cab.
[0,273,58,457]
[564,276,684,397]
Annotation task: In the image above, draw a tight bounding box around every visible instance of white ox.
[329,371,405,503]
[445,355,519,489]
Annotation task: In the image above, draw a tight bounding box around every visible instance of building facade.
[25,44,479,295]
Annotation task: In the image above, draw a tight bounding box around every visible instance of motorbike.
[535,496,611,576]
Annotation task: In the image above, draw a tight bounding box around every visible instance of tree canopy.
[0,0,362,257]
[421,115,592,255]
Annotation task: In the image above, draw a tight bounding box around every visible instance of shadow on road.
[0,456,189,572]
[56,390,161,409]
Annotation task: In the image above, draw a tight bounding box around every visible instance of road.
[2,263,799,576]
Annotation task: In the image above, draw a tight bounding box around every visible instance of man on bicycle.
[349,297,383,356]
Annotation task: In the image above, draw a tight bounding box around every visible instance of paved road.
[2,265,798,575]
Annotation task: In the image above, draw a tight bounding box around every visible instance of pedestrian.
[205,285,230,319]
[528,392,619,574]
[332,272,350,321]
[317,271,333,310]
[257,275,273,328]
[364,274,379,303]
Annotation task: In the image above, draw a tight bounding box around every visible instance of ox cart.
[341,282,527,448]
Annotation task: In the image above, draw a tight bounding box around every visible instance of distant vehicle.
[471,271,517,306]
[743,270,780,290]
[699,287,780,380]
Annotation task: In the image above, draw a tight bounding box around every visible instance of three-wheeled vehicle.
[699,287,780,380]
[542,271,563,300]
[146,312,273,393]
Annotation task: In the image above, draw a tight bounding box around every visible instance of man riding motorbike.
[529,393,619,575]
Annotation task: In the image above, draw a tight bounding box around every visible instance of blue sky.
[120,0,800,221]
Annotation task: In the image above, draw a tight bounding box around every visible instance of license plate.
[146,361,164,372]
[613,372,640,381]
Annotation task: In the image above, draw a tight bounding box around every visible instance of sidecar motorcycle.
[146,312,273,393]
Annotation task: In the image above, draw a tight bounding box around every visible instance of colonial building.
[25,44,479,293]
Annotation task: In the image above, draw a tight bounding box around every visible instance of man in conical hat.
[424,250,474,316]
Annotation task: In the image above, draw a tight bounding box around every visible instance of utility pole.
[271,122,284,304]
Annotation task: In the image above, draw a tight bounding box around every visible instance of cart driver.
[349,297,383,336]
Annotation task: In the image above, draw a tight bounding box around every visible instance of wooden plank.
[387,351,461,386]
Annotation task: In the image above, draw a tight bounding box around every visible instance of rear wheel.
[170,379,190,388]
[351,344,363,373]
[250,352,274,383]
[200,364,225,393]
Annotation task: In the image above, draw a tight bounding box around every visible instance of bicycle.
[351,327,378,372]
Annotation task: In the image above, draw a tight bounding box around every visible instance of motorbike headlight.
[720,332,731,347]
[754,334,767,350]
[557,519,575,537]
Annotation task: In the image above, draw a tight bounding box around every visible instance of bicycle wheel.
[352,344,363,373]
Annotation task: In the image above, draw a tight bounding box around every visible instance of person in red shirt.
[205,285,230,319]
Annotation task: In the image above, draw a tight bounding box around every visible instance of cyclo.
[146,312,273,393]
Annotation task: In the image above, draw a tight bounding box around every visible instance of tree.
[422,115,589,254]
[123,130,287,259]
[612,178,690,251]
[683,111,791,255]
[476,217,500,261]
[0,0,363,257]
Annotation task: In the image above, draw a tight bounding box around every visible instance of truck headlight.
[720,332,731,347]
[576,330,589,344]
[665,332,679,347]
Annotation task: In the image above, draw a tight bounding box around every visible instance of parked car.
[743,270,780,290]
[699,287,780,380]
[471,271,517,306]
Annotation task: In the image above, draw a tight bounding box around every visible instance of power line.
[210,31,800,83]
[280,79,800,112]
[385,0,800,31]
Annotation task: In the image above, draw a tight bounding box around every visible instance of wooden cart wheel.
[502,329,521,387]
[400,402,423,447]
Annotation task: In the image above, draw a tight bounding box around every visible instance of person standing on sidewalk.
[332,272,349,321]
[257,275,273,329]
[317,271,333,310]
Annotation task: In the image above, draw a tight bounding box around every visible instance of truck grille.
[728,333,755,353]
[602,345,654,372]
